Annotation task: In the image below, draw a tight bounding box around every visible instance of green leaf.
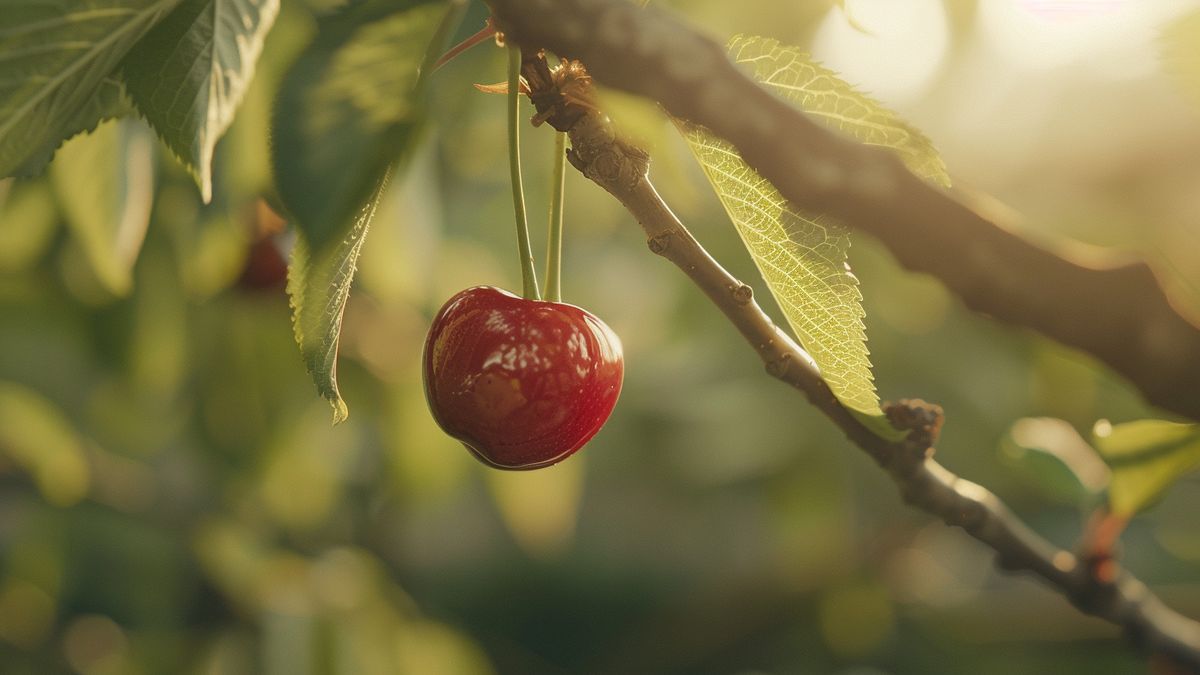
[850,409,907,442]
[1093,419,1200,517]
[726,35,950,185]
[51,118,156,296]
[287,170,390,423]
[270,0,446,255]
[121,0,279,202]
[8,77,133,178]
[0,381,91,507]
[1001,417,1109,505]
[679,35,949,417]
[0,0,180,177]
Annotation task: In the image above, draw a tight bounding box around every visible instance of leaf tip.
[330,397,350,425]
[199,167,213,205]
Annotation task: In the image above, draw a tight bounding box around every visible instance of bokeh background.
[3,0,1200,672]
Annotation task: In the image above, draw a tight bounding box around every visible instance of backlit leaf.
[1093,419,1200,516]
[680,35,949,417]
[121,0,279,202]
[278,0,463,421]
[287,171,390,423]
[0,0,178,176]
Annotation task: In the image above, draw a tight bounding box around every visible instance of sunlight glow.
[810,0,950,103]
[979,0,1190,74]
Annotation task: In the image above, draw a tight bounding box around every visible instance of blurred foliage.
[1,1,1200,673]
[1001,417,1109,507]
[1093,419,1200,518]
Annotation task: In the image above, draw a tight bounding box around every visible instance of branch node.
[648,232,673,255]
[730,283,753,305]
[765,353,792,378]
[884,398,945,457]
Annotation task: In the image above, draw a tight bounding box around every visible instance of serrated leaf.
[121,0,279,202]
[725,36,949,185]
[271,0,445,256]
[1002,417,1109,504]
[10,77,133,177]
[850,409,909,442]
[51,118,155,295]
[1093,419,1200,517]
[680,140,877,412]
[0,381,91,507]
[679,36,948,417]
[0,0,179,177]
[287,170,390,423]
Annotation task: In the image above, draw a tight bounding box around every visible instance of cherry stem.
[507,46,540,301]
[544,131,566,302]
[432,19,495,72]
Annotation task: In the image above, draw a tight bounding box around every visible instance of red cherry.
[422,286,624,470]
[236,236,289,291]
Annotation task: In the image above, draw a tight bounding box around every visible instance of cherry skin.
[422,286,624,470]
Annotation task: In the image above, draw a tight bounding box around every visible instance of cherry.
[237,236,289,291]
[422,286,624,470]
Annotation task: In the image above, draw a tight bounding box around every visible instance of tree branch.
[486,0,1200,424]
[507,46,1200,671]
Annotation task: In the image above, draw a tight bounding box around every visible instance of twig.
[510,47,1200,671]
[484,0,1200,424]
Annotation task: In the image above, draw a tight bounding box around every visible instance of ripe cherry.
[422,286,624,470]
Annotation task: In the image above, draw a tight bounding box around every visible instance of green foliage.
[0,180,59,273]
[121,0,279,202]
[270,0,448,256]
[1092,419,1200,517]
[276,0,463,421]
[999,415,1200,516]
[0,0,178,177]
[0,382,90,507]
[1001,417,1109,505]
[681,35,948,417]
[51,119,155,296]
[0,3,1197,671]
[287,172,390,423]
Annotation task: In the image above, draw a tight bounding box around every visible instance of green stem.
[544,131,566,302]
[507,46,540,300]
